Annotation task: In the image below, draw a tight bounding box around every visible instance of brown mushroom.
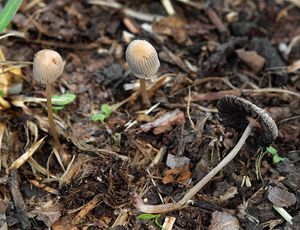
[33,49,66,166]
[126,39,160,107]
[132,95,278,213]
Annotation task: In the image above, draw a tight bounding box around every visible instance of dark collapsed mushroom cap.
[217,95,278,145]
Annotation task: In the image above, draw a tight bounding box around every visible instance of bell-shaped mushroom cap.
[217,95,278,145]
[33,49,65,84]
[126,40,160,79]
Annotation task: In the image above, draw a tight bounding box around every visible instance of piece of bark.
[236,49,265,73]
[140,110,185,134]
[9,170,31,229]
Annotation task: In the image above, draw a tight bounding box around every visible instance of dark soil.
[0,0,300,229]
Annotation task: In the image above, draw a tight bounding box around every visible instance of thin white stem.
[179,123,253,205]
[133,123,253,213]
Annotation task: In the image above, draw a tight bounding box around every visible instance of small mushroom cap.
[33,49,65,84]
[217,95,278,145]
[126,40,160,79]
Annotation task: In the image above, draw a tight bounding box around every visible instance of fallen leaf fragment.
[162,164,191,185]
[166,153,190,169]
[267,186,296,208]
[36,200,61,228]
[9,136,46,170]
[219,186,238,202]
[208,211,240,230]
[140,109,185,134]
[287,59,300,73]
[236,48,265,73]
[162,216,176,230]
[153,15,187,44]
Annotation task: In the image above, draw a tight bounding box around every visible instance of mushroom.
[132,95,278,213]
[126,39,160,107]
[33,49,66,164]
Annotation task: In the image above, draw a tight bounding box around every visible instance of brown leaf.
[140,110,185,134]
[153,15,187,44]
[36,200,61,228]
[267,186,296,208]
[236,49,266,73]
[208,211,240,230]
[162,165,191,185]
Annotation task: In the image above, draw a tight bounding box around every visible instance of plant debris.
[0,0,300,228]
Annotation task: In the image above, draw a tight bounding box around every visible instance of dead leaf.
[9,137,46,170]
[287,60,300,73]
[36,200,61,228]
[162,165,191,185]
[140,109,185,134]
[236,48,266,73]
[219,187,238,202]
[267,186,296,208]
[0,48,23,97]
[166,153,190,169]
[153,15,187,44]
[209,211,240,230]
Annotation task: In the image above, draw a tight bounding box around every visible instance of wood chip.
[267,186,296,208]
[236,48,266,73]
[208,211,240,230]
[140,109,185,134]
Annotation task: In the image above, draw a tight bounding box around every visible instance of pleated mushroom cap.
[33,49,65,84]
[126,40,160,79]
[217,95,278,146]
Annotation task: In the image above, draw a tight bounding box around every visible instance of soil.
[0,0,300,229]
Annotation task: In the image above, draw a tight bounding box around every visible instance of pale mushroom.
[33,49,66,164]
[126,39,160,107]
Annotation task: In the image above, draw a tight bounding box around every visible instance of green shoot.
[266,146,286,163]
[92,104,113,122]
[0,0,23,32]
[51,93,76,106]
[256,145,286,181]
[137,213,163,229]
[51,93,76,111]
[0,90,4,97]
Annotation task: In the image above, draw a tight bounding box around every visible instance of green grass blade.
[0,0,23,32]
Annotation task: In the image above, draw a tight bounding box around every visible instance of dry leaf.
[267,186,296,208]
[0,48,23,97]
[162,164,191,185]
[209,211,240,230]
[166,153,190,169]
[9,137,46,170]
[140,109,185,134]
[36,200,61,227]
[236,49,265,73]
[153,15,187,44]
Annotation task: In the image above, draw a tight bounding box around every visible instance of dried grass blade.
[9,136,46,170]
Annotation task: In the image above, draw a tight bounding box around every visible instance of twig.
[9,171,31,229]
[88,0,164,22]
[72,194,102,225]
[187,86,195,129]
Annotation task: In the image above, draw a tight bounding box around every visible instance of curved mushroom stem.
[45,83,63,154]
[139,78,151,107]
[133,123,253,213]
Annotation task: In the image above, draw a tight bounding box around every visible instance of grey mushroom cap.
[217,95,278,146]
[33,49,65,84]
[126,40,160,79]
